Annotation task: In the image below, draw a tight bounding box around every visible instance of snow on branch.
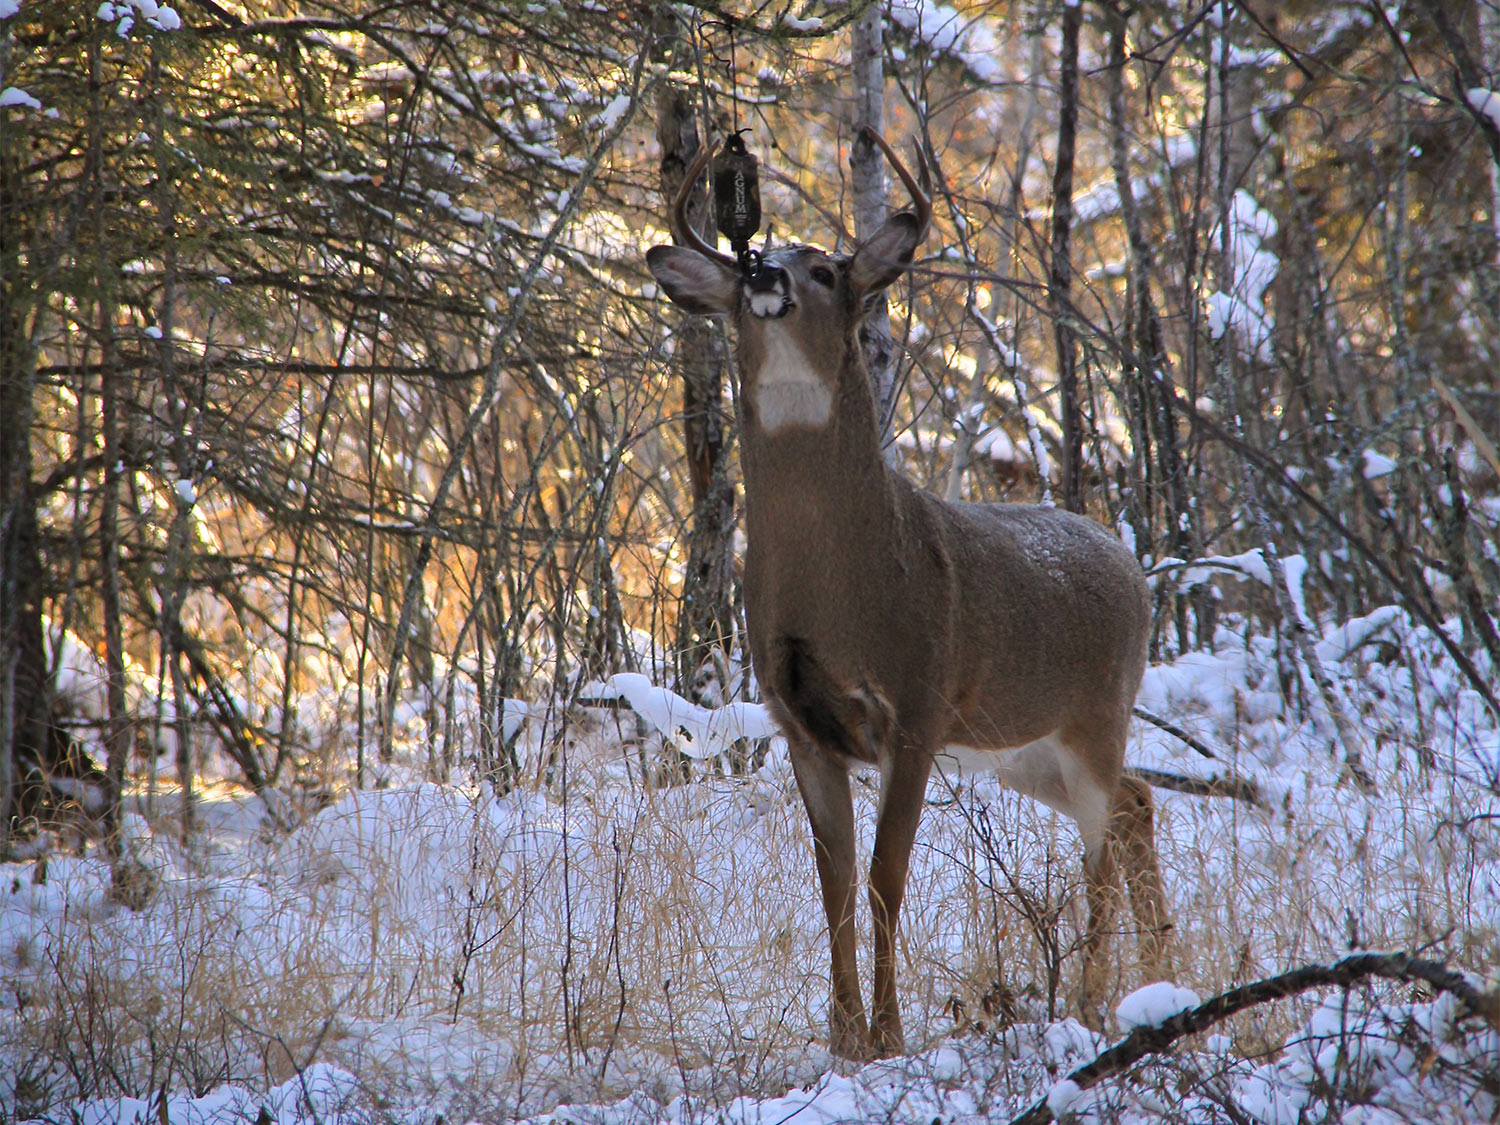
[1207,189,1279,357]
[1007,951,1500,1125]
[584,673,778,760]
[887,0,1003,85]
[1466,88,1500,132]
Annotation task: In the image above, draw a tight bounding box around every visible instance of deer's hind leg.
[1112,772,1173,978]
[993,729,1125,1028]
[1075,788,1121,1030]
[1061,731,1175,1028]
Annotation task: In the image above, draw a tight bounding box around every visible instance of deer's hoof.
[870,1014,906,1058]
[830,1010,872,1062]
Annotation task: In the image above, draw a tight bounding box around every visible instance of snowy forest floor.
[2,612,1498,1124]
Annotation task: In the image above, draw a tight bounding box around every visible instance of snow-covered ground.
[3,609,1497,1124]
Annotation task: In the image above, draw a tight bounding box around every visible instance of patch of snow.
[1282,552,1310,626]
[1209,190,1279,356]
[0,86,42,109]
[1045,1078,1083,1116]
[1361,448,1397,479]
[1116,981,1201,1030]
[1154,547,1273,592]
[973,426,1021,465]
[1206,289,1235,338]
[1316,605,1401,665]
[1466,87,1500,131]
[888,0,1002,84]
[590,93,631,133]
[780,13,822,31]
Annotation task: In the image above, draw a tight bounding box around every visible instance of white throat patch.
[752,329,832,432]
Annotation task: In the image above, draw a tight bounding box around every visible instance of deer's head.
[646,130,930,426]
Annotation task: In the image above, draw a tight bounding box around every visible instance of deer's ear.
[647,246,739,315]
[848,212,923,300]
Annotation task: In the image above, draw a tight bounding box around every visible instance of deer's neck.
[745,329,837,433]
[737,328,896,555]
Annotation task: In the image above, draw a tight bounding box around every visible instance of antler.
[672,130,927,262]
[670,139,738,267]
[860,126,931,243]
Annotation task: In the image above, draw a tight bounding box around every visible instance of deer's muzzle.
[746,264,793,319]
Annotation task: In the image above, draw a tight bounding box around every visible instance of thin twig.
[1131,707,1219,761]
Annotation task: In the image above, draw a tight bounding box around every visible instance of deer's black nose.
[745,261,793,319]
[746,263,786,293]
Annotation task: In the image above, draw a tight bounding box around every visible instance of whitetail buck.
[646,130,1171,1059]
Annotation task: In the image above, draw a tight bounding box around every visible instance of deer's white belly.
[754,334,832,431]
[937,735,1110,838]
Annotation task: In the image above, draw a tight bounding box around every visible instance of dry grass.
[2,711,1496,1122]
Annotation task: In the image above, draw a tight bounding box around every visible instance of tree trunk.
[98,305,134,872]
[85,24,154,904]
[850,3,900,456]
[1105,3,1202,652]
[151,56,196,844]
[1209,4,1372,791]
[0,116,37,845]
[1049,0,1085,512]
[657,79,737,705]
[0,429,42,849]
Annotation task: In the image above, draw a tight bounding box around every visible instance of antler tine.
[671,139,738,266]
[860,126,931,242]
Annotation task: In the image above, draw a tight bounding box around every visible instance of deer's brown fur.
[646,131,1171,1059]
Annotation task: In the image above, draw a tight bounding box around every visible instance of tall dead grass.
[1,714,1495,1122]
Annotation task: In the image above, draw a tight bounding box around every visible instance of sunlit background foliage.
[2,0,1496,806]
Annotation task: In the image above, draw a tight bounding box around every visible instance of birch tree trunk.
[850,3,900,456]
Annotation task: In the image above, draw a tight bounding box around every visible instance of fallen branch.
[1007,951,1500,1125]
[1127,766,1263,808]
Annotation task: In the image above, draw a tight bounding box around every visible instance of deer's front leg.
[868,745,933,1057]
[788,735,868,1059]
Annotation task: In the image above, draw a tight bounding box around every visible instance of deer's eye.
[809,265,837,288]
